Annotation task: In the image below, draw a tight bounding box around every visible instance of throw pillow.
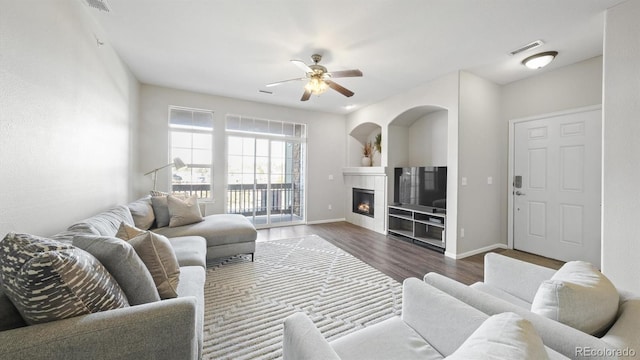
[127,196,156,230]
[149,191,185,228]
[167,194,203,227]
[447,312,549,360]
[115,223,181,299]
[0,233,129,325]
[531,261,619,335]
[73,234,160,305]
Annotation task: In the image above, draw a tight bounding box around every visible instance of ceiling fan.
[266,54,363,101]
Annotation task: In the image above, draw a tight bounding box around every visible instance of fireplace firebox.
[352,188,375,218]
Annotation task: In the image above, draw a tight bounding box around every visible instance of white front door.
[512,108,601,267]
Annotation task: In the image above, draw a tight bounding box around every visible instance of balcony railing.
[172,183,300,217]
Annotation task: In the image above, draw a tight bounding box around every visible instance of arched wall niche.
[388,105,449,169]
[348,121,382,167]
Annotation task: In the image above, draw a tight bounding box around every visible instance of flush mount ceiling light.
[522,51,558,69]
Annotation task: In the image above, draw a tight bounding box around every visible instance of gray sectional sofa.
[0,200,257,360]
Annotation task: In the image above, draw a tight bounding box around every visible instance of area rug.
[202,235,403,360]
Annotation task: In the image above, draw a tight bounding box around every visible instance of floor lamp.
[144,157,186,190]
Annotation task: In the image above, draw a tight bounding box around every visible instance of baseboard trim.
[446,243,509,260]
[306,218,346,225]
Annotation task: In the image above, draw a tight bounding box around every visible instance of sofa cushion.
[531,261,619,335]
[447,312,549,360]
[73,234,160,305]
[169,236,207,268]
[68,205,135,237]
[470,282,533,309]
[168,194,203,227]
[0,233,129,325]
[128,196,156,230]
[153,214,257,249]
[116,223,181,299]
[331,317,444,360]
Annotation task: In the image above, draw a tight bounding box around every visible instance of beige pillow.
[116,223,180,299]
[149,191,186,228]
[167,194,203,227]
[531,261,619,335]
[447,312,549,360]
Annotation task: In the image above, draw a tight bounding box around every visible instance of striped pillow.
[0,233,129,325]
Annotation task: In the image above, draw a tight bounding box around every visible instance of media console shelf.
[387,204,445,252]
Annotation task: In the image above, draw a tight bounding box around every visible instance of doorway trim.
[507,104,602,249]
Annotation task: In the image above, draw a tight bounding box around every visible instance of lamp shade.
[144,157,187,190]
[173,157,186,170]
[522,51,558,69]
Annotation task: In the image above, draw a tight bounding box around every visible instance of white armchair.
[424,253,640,360]
[282,278,567,360]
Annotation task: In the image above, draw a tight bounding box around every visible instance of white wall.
[457,71,504,255]
[502,56,603,121]
[0,0,139,237]
[408,110,448,166]
[602,0,640,293]
[138,85,346,223]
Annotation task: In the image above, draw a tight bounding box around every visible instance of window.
[225,114,306,227]
[169,107,214,199]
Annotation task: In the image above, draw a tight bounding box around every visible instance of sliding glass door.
[226,116,305,227]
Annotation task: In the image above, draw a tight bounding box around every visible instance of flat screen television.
[394,166,447,212]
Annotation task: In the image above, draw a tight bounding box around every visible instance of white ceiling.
[85,0,624,114]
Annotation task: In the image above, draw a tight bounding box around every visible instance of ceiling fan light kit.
[304,74,329,94]
[268,54,363,101]
[522,51,558,69]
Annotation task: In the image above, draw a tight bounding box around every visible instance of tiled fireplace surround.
[343,167,387,234]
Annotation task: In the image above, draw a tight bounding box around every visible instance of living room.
[1,0,639,359]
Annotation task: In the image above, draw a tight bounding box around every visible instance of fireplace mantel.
[342,166,387,176]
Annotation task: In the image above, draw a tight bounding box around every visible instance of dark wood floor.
[257,221,564,285]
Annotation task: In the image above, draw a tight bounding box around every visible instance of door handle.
[514,191,526,196]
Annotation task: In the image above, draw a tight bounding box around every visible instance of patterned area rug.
[202,235,403,360]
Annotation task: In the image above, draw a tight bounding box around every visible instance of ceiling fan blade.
[266,78,306,87]
[291,59,313,73]
[328,69,363,78]
[300,89,312,101]
[325,80,354,97]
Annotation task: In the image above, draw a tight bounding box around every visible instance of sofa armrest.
[401,278,488,357]
[601,297,640,355]
[484,252,557,302]
[424,272,617,360]
[0,297,198,360]
[282,312,341,360]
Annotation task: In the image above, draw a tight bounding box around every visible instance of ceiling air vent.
[509,40,544,56]
[83,0,112,13]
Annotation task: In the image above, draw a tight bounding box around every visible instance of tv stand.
[387,204,445,252]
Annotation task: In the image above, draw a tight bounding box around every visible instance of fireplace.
[352,188,375,218]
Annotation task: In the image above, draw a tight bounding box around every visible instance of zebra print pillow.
[0,233,129,325]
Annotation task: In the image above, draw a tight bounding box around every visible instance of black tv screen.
[394,167,447,211]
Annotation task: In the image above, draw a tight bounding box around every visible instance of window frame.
[168,106,214,200]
